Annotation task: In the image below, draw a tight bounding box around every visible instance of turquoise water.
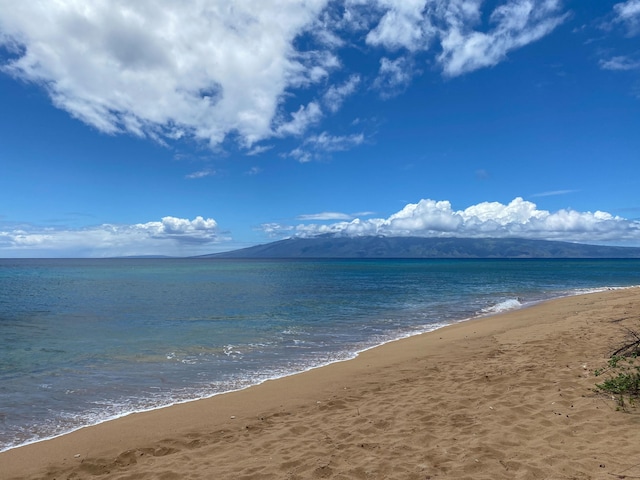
[1,258,639,451]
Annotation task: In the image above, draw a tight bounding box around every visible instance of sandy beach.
[2,287,640,479]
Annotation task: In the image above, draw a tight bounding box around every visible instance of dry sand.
[3,288,640,479]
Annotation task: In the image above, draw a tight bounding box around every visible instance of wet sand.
[3,288,640,479]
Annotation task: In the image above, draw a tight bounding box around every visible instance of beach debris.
[74,454,81,458]
[230,415,236,419]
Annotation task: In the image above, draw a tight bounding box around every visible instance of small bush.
[595,328,640,411]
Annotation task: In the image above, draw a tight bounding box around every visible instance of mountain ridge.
[199,237,640,259]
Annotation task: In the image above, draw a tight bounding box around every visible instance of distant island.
[199,236,640,259]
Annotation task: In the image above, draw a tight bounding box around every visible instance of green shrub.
[595,330,640,411]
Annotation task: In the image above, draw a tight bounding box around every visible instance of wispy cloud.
[351,0,568,77]
[263,197,640,244]
[260,222,295,238]
[246,145,273,156]
[185,169,216,179]
[288,131,365,163]
[245,166,263,176]
[0,216,225,257]
[596,1,640,92]
[436,0,569,77]
[613,0,640,36]
[308,131,365,151]
[352,211,377,217]
[297,210,376,221]
[600,55,640,71]
[374,56,416,99]
[274,102,323,137]
[298,212,354,221]
[530,189,579,198]
[323,74,361,113]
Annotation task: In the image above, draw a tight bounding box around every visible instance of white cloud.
[274,102,323,137]
[616,0,640,17]
[0,0,329,148]
[374,56,416,98]
[246,145,273,156]
[614,0,640,35]
[323,74,361,112]
[530,189,579,198]
[362,0,567,85]
[287,131,365,162]
[288,50,341,87]
[365,0,435,51]
[288,147,313,163]
[0,0,567,153]
[152,216,218,235]
[308,131,365,150]
[0,216,224,257]
[185,169,216,179]
[260,222,295,238]
[277,197,640,244]
[298,212,354,221]
[600,55,640,71]
[437,0,568,76]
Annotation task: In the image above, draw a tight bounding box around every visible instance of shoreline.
[3,287,640,478]
[1,308,453,455]
[1,286,618,455]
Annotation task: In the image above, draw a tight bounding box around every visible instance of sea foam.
[480,298,523,315]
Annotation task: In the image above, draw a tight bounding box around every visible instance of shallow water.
[1,258,639,451]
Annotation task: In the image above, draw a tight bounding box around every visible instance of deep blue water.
[1,258,639,451]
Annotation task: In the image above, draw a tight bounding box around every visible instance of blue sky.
[1,0,640,257]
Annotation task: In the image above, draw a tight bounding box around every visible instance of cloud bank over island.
[284,198,640,244]
[2,199,639,257]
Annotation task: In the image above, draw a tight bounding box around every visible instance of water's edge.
[3,284,632,454]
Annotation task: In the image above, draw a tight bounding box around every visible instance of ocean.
[1,258,639,452]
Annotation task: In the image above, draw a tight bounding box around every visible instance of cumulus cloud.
[0,0,568,153]
[270,197,640,244]
[0,216,224,257]
[0,0,328,148]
